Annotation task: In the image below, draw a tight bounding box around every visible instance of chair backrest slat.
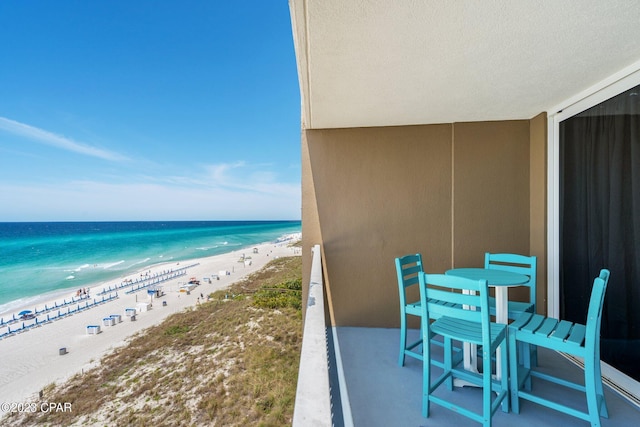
[428,301,482,322]
[485,252,533,265]
[419,273,489,334]
[401,264,421,287]
[426,288,480,309]
[485,252,537,307]
[395,254,423,307]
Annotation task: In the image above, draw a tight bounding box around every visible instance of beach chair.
[509,269,610,426]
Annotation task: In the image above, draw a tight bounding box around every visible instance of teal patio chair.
[418,273,509,426]
[395,254,427,366]
[396,254,462,368]
[486,252,538,366]
[485,252,537,319]
[508,269,610,427]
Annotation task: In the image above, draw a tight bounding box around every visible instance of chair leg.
[422,324,431,418]
[585,361,602,427]
[518,341,537,367]
[399,313,407,366]
[524,308,538,368]
[508,332,521,414]
[597,381,609,419]
[482,346,492,426]
[530,344,538,367]
[444,337,454,390]
[593,358,609,418]
[521,342,532,391]
[586,358,609,424]
[500,341,509,413]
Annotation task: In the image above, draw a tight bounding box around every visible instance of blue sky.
[0,1,301,221]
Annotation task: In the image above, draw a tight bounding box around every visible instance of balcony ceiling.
[290,0,640,129]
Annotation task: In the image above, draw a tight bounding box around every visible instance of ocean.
[0,220,301,314]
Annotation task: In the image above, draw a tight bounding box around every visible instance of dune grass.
[4,254,302,427]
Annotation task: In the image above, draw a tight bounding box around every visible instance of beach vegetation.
[253,278,303,311]
[4,255,302,427]
[164,324,190,336]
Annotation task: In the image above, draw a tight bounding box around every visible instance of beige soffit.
[289,0,640,129]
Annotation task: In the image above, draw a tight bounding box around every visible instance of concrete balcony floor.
[335,327,640,426]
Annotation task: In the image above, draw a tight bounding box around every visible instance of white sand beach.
[0,236,301,411]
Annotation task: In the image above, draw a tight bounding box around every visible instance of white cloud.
[202,161,297,196]
[0,116,128,162]
[0,136,300,220]
[205,161,246,186]
[0,179,301,221]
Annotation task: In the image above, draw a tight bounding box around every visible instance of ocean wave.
[74,263,91,272]
[66,275,75,280]
[130,257,151,267]
[102,260,125,269]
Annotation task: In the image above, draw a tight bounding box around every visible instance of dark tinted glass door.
[560,84,640,382]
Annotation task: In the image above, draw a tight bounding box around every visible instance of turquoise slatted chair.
[395,254,425,366]
[395,254,461,368]
[486,252,538,366]
[508,269,610,427]
[485,252,537,319]
[419,273,509,426]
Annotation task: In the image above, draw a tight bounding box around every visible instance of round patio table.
[445,267,529,382]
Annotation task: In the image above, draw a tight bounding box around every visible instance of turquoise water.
[0,221,301,313]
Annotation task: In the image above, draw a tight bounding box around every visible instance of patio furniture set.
[396,252,609,427]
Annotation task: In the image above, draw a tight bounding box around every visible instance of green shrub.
[252,278,302,310]
[164,324,190,336]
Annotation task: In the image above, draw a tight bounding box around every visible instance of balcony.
[294,246,640,426]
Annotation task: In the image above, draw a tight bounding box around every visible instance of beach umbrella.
[18,310,32,316]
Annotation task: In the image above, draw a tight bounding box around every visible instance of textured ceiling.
[290,0,640,129]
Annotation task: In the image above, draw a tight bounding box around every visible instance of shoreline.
[0,232,301,319]
[0,256,210,318]
[0,234,301,409]
[0,222,302,314]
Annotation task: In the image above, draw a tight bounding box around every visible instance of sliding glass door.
[559,84,640,384]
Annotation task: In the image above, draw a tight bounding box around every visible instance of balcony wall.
[301,116,547,328]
